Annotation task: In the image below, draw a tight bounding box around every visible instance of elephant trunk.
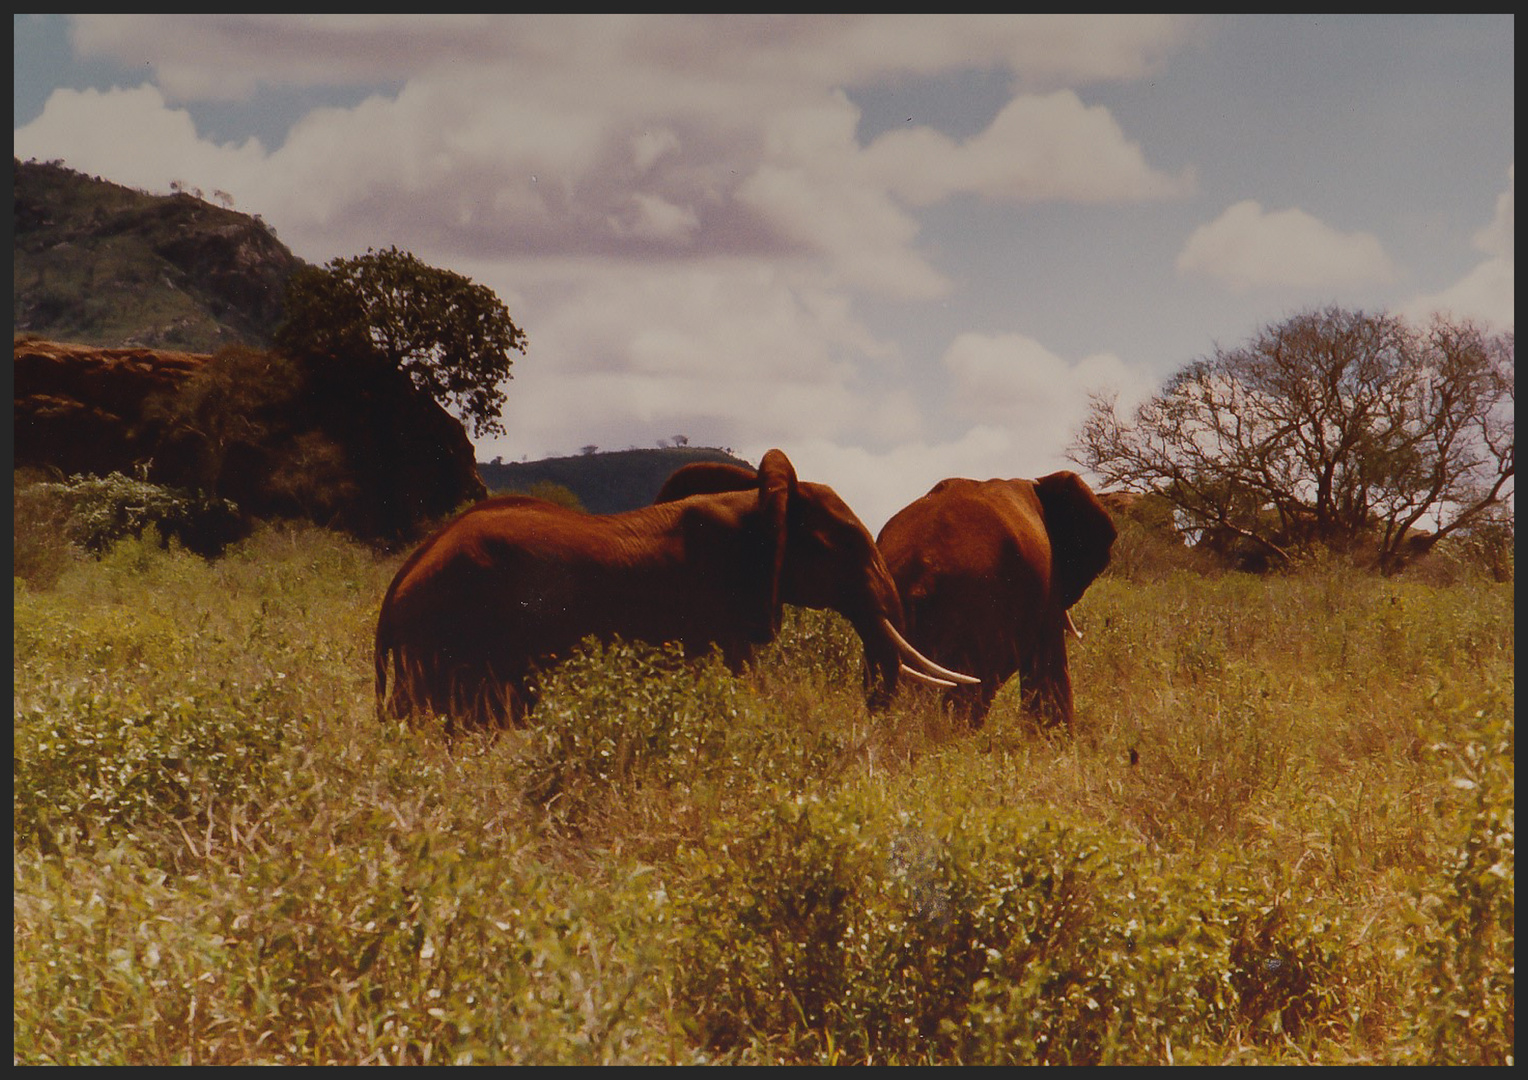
[848,614,905,711]
[880,618,981,686]
[853,616,980,710]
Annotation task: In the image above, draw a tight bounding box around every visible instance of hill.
[479,446,753,514]
[13,158,304,351]
[12,159,755,523]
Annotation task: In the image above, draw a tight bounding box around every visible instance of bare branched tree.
[1072,307,1513,573]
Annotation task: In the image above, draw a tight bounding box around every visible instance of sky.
[14,14,1515,532]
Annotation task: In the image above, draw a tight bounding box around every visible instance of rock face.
[12,339,207,478]
[14,337,486,543]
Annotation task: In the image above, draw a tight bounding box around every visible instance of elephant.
[375,448,974,730]
[876,471,1117,728]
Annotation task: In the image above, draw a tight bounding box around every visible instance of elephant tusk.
[1065,610,1083,643]
[900,663,957,690]
[881,618,982,685]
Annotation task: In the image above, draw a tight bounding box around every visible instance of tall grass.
[13,520,1513,1064]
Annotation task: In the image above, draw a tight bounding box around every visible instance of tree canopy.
[1072,307,1514,573]
[277,246,526,437]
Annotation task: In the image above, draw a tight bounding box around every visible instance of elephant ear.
[654,461,760,504]
[1036,471,1117,610]
[755,449,796,636]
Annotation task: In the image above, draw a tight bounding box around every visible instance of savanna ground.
[13,503,1514,1065]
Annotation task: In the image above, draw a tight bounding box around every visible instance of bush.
[673,789,1358,1064]
[14,468,79,586]
[502,480,585,512]
[11,522,1514,1064]
[14,677,289,850]
[1407,704,1514,1065]
[24,472,247,557]
[518,640,754,825]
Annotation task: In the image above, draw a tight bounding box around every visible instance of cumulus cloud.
[767,424,1076,536]
[13,84,267,197]
[69,13,504,102]
[68,14,1200,104]
[1176,200,1397,292]
[26,16,1201,291]
[939,331,1154,464]
[24,14,1500,536]
[1473,164,1515,261]
[1402,165,1514,331]
[866,90,1196,206]
[472,257,907,460]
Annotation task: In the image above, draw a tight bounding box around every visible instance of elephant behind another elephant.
[877,471,1116,728]
[375,448,972,731]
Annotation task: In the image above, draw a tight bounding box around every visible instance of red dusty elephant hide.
[376,448,970,730]
[877,471,1116,728]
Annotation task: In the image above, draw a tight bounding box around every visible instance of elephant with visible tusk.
[877,471,1116,728]
[376,448,975,730]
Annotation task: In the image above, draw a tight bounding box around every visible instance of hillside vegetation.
[480,446,753,514]
[14,159,303,352]
[12,518,1513,1065]
[13,161,754,528]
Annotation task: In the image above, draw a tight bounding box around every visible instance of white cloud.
[13,84,267,197]
[939,330,1155,474]
[471,257,907,460]
[992,13,1202,90]
[1402,166,1514,331]
[23,17,1199,298]
[867,90,1196,206]
[17,14,1504,536]
[765,423,1082,537]
[67,14,1202,104]
[1176,199,1397,292]
[1473,164,1515,261]
[1406,259,1515,332]
[69,13,506,102]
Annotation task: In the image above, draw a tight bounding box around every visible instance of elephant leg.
[1017,630,1073,727]
[865,672,894,713]
[707,638,756,676]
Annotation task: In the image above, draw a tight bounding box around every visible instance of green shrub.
[518,639,754,823]
[13,825,676,1065]
[1407,703,1514,1065]
[14,468,80,587]
[14,679,289,850]
[28,472,247,557]
[11,517,1514,1064]
[673,785,1364,1065]
[757,606,866,691]
[502,479,585,512]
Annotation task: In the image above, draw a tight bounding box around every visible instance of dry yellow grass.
[13,521,1514,1064]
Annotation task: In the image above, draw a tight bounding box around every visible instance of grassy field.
[12,521,1514,1064]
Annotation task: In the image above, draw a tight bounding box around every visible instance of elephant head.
[376,448,970,730]
[877,471,1116,728]
[656,453,977,703]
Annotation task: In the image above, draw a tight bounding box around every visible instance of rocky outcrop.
[12,339,207,478]
[13,337,486,543]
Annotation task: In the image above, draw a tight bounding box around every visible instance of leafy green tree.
[277,245,526,436]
